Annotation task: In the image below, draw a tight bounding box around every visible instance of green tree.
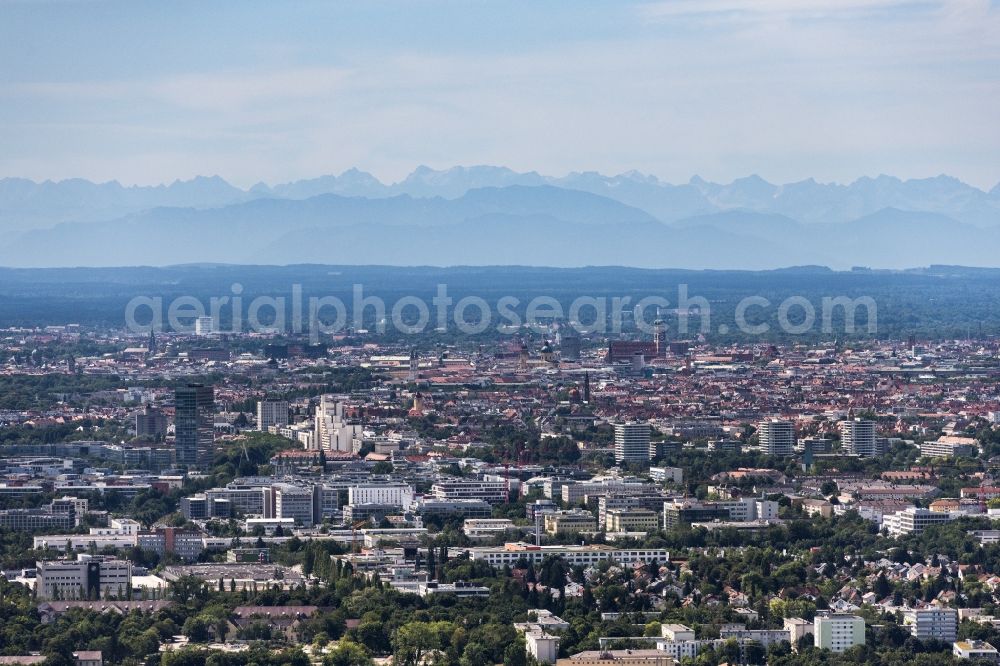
[325,641,373,666]
[392,622,438,666]
[181,616,210,643]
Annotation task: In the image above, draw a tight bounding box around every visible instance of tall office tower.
[175,383,215,469]
[257,398,289,431]
[841,418,878,457]
[758,419,795,456]
[614,421,651,463]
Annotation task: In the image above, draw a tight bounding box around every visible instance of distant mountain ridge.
[0,186,658,267]
[3,186,998,270]
[0,174,250,230]
[3,166,998,232]
[1,166,999,269]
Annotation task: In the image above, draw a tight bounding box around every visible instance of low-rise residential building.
[431,479,509,504]
[467,542,670,568]
[545,510,598,535]
[73,652,102,666]
[526,629,560,665]
[800,498,834,518]
[557,650,675,665]
[606,508,659,533]
[463,518,516,539]
[785,617,813,644]
[514,609,572,664]
[883,507,959,536]
[962,487,1000,501]
[415,581,490,597]
[953,640,999,663]
[649,467,683,484]
[919,436,978,459]
[660,624,695,641]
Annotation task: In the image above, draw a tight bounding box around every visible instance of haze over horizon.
[3,1,999,269]
[2,0,999,189]
[5,167,999,194]
[3,163,1000,270]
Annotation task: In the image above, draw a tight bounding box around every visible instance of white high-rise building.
[758,419,794,456]
[814,613,865,653]
[905,608,958,642]
[315,395,361,452]
[841,418,879,457]
[257,399,289,431]
[194,316,215,336]
[614,421,651,463]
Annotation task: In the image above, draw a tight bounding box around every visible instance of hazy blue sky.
[1,0,998,188]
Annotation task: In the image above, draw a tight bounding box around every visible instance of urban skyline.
[2,2,999,666]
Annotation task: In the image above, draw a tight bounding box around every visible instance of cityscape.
[2,2,1000,666]
[5,316,1000,666]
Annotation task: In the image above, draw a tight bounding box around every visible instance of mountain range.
[1,166,998,269]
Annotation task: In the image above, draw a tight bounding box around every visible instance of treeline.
[0,374,125,410]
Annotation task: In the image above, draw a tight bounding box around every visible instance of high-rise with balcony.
[841,418,880,457]
[614,421,651,463]
[813,613,865,653]
[758,419,794,456]
[257,398,289,431]
[905,608,958,642]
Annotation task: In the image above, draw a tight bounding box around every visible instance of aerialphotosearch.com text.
[124,283,877,342]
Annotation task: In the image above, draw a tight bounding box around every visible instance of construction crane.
[351,520,368,554]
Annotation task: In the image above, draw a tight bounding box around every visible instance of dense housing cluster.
[4,323,1000,666]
